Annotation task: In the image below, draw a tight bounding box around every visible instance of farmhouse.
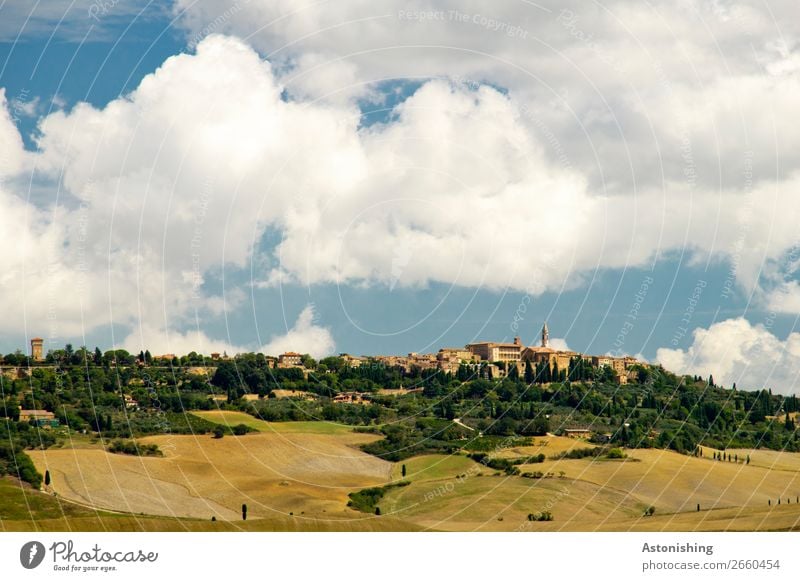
[278,352,303,368]
[332,392,368,404]
[19,409,59,428]
[563,428,593,439]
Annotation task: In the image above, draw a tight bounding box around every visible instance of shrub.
[551,447,605,460]
[108,439,162,457]
[522,471,544,479]
[348,481,409,513]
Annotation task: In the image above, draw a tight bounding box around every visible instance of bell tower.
[541,322,549,348]
[31,337,44,361]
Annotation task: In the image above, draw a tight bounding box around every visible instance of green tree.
[242,503,247,520]
[524,360,534,384]
[44,469,51,486]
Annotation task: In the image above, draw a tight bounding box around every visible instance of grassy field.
[699,445,800,472]
[190,410,354,435]
[380,466,643,531]
[493,435,596,459]
[390,454,493,482]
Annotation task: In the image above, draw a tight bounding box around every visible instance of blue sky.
[1,1,800,392]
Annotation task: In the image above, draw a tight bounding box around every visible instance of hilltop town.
[352,323,641,385]
[3,323,645,426]
[12,322,642,384]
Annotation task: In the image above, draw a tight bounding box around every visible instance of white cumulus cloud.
[259,305,335,358]
[656,317,800,395]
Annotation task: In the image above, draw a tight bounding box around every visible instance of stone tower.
[541,323,549,348]
[30,337,44,361]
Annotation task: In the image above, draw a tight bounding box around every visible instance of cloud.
[170,0,800,314]
[9,95,40,119]
[0,0,165,42]
[122,324,243,357]
[172,0,800,189]
[6,34,362,341]
[259,305,335,358]
[0,89,27,176]
[656,318,800,394]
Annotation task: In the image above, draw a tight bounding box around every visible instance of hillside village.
[3,323,644,430]
[3,320,797,470]
[14,322,640,381]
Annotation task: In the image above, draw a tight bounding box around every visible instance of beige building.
[592,356,626,374]
[408,353,438,372]
[521,323,577,375]
[333,392,367,404]
[437,348,477,362]
[523,348,576,374]
[373,355,410,371]
[278,352,303,367]
[564,428,593,439]
[466,337,523,363]
[30,337,44,361]
[19,409,58,427]
[340,353,366,368]
[437,348,479,374]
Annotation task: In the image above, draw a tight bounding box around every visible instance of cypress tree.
[524,361,534,384]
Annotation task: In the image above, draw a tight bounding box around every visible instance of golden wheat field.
[14,432,800,531]
[28,428,391,522]
[377,438,800,531]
